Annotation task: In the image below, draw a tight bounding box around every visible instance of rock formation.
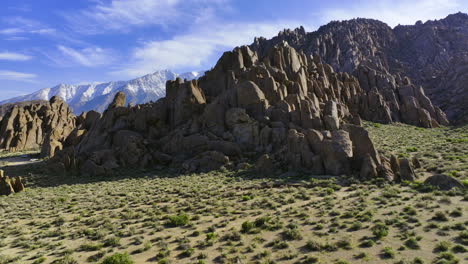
[424,174,465,190]
[0,100,47,121]
[0,96,76,156]
[50,42,414,181]
[250,14,468,124]
[0,169,25,196]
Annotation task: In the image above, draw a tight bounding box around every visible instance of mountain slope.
[0,70,201,114]
[250,12,468,124]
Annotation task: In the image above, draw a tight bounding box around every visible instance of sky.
[0,0,466,100]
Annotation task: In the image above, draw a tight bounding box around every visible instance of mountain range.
[0,70,201,114]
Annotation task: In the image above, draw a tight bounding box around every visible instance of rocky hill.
[48,42,428,183]
[0,70,201,114]
[250,12,468,124]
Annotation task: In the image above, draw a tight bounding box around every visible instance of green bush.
[241,221,255,233]
[166,214,190,227]
[101,253,133,264]
[359,239,375,248]
[434,241,450,252]
[372,222,389,239]
[432,211,448,221]
[381,247,395,258]
[404,238,420,249]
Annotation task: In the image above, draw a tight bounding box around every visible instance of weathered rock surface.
[49,42,415,181]
[250,14,468,124]
[424,174,465,190]
[0,170,25,196]
[0,96,76,156]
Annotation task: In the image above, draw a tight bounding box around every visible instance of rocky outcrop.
[250,14,468,124]
[0,170,25,196]
[0,97,76,155]
[0,100,47,120]
[49,42,414,182]
[424,174,465,190]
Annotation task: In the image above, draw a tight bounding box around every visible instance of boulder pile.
[0,96,76,156]
[49,42,421,181]
[0,169,25,196]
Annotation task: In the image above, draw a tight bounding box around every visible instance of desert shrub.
[282,227,302,240]
[104,236,121,247]
[372,222,389,239]
[51,255,78,264]
[181,247,194,258]
[305,240,322,252]
[300,255,319,264]
[458,230,468,245]
[166,214,189,227]
[101,252,133,264]
[241,221,255,233]
[406,147,418,152]
[349,221,362,231]
[434,252,458,264]
[451,244,466,253]
[434,241,451,252]
[359,239,375,248]
[449,208,462,217]
[32,257,47,264]
[381,247,395,258]
[79,243,103,252]
[87,252,105,262]
[433,211,449,221]
[404,238,420,249]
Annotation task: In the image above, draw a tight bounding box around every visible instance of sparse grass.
[0,123,466,263]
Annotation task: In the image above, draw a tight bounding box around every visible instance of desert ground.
[0,122,466,264]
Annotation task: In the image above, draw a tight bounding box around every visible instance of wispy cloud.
[318,0,463,27]
[0,52,32,61]
[114,20,307,77]
[65,0,229,34]
[0,70,37,82]
[55,45,115,67]
[0,16,56,36]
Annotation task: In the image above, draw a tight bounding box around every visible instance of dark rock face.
[424,174,465,190]
[0,96,76,155]
[251,13,468,124]
[50,42,413,181]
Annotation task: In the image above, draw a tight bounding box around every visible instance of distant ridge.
[0,70,201,114]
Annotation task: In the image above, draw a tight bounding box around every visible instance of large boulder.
[399,158,417,182]
[424,174,465,190]
[321,130,353,175]
[0,171,25,196]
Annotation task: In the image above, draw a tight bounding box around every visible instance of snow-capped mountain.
[0,70,202,114]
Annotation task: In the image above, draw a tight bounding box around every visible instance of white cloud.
[57,45,115,67]
[114,21,308,77]
[0,70,37,82]
[65,0,229,34]
[0,16,55,36]
[319,0,463,27]
[0,52,32,61]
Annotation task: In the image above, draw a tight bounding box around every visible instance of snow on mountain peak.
[0,70,203,114]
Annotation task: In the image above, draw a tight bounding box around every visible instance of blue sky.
[0,0,466,100]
